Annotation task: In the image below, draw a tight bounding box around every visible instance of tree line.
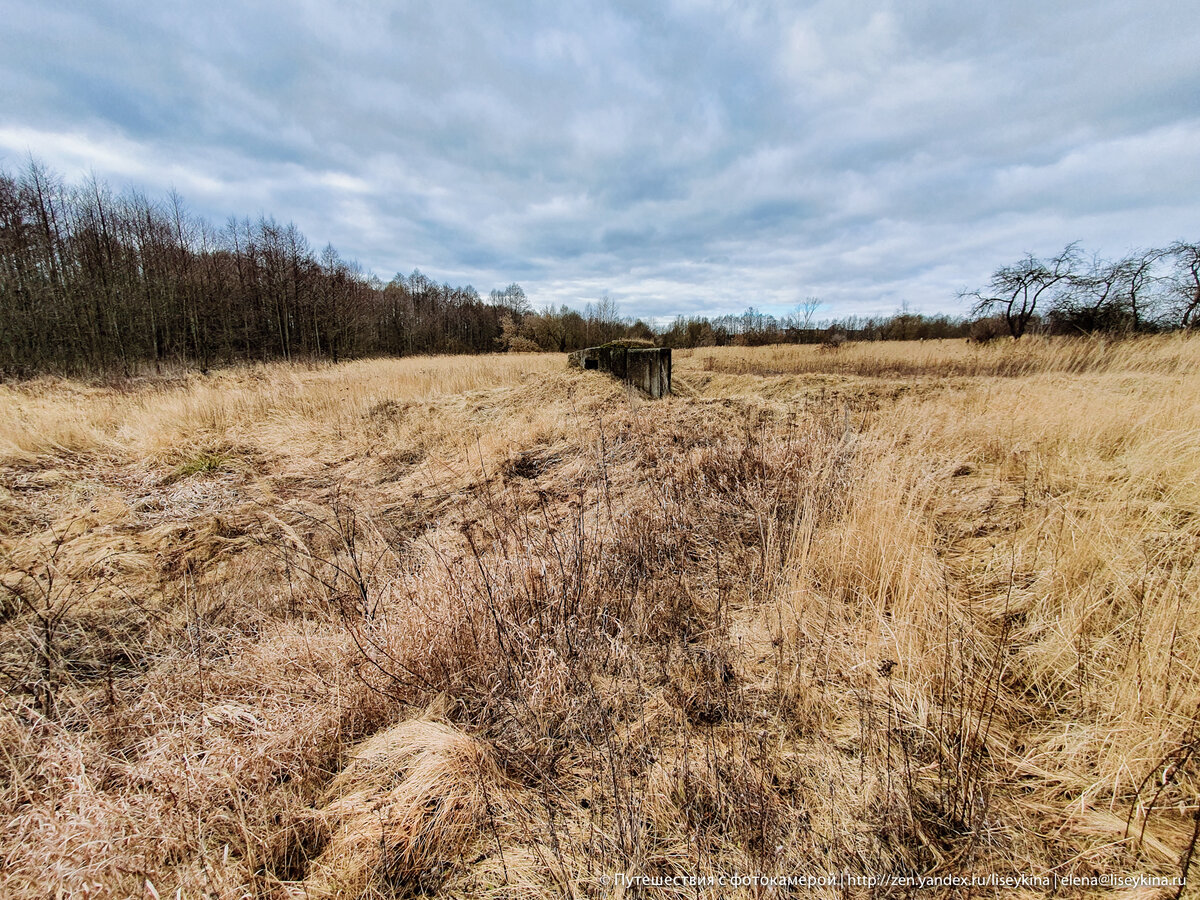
[654,306,972,349]
[0,158,843,374]
[655,240,1200,350]
[3,158,1197,377]
[0,160,563,376]
[0,160,672,377]
[962,241,1200,339]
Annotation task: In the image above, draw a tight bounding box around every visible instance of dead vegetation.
[2,337,1199,897]
[700,333,1200,378]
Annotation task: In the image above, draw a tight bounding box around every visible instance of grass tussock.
[303,715,504,898]
[2,336,1198,897]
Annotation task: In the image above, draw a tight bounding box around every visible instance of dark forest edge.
[2,159,1197,379]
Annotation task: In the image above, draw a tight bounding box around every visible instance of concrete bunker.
[567,343,671,398]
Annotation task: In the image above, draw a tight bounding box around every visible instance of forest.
[2,159,1196,377]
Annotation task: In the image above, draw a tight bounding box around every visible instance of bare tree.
[490,283,530,315]
[1118,248,1164,331]
[795,296,821,330]
[1052,250,1161,334]
[962,243,1081,339]
[1057,252,1125,333]
[1166,241,1200,331]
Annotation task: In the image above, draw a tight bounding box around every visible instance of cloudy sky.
[2,1,1197,321]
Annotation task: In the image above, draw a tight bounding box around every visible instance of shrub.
[506,336,543,353]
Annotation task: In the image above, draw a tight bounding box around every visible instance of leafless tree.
[1051,249,1163,334]
[1166,241,1200,331]
[795,296,821,330]
[961,243,1081,338]
[1118,247,1164,331]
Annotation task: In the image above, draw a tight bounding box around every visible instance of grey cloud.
[1,0,1197,322]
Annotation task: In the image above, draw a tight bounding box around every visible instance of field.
[2,336,1199,898]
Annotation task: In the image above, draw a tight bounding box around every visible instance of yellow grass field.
[2,336,1199,898]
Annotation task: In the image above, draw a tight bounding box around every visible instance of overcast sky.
[2,1,1197,321]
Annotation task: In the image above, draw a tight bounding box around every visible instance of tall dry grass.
[0,353,561,465]
[696,333,1200,378]
[2,336,1198,897]
[777,360,1200,876]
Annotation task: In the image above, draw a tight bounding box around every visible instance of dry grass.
[2,337,1199,898]
[696,333,1200,378]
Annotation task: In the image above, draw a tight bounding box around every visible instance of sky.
[2,1,1197,322]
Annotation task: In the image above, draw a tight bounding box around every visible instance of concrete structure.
[568,344,672,398]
